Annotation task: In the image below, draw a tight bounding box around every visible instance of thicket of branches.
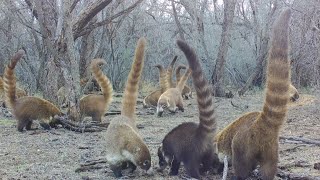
[0,0,319,102]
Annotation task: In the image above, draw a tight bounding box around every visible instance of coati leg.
[232,148,255,179]
[184,159,200,179]
[176,96,184,112]
[157,147,168,171]
[17,119,30,132]
[92,114,101,122]
[25,120,33,131]
[260,151,278,180]
[169,158,181,176]
[110,163,123,178]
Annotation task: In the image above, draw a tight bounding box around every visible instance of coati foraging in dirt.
[214,9,292,180]
[156,67,191,117]
[175,65,192,99]
[74,58,113,122]
[157,40,221,179]
[289,83,299,102]
[105,37,151,177]
[3,50,62,132]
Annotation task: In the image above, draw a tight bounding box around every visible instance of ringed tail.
[176,68,191,92]
[177,40,216,132]
[166,56,178,88]
[259,9,291,127]
[155,64,167,92]
[121,37,146,119]
[90,58,113,107]
[3,50,25,109]
[175,65,187,83]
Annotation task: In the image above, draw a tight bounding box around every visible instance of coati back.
[289,83,299,102]
[77,59,113,122]
[142,89,162,108]
[3,50,62,132]
[214,9,292,180]
[176,65,192,99]
[165,56,178,89]
[156,67,191,116]
[157,40,221,179]
[105,37,151,177]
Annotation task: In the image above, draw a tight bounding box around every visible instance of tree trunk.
[212,0,236,97]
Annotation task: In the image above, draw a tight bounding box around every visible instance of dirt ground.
[0,89,319,180]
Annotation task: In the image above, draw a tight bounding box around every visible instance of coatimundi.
[165,55,178,89]
[156,67,191,117]
[175,65,192,99]
[155,64,167,92]
[3,50,62,132]
[157,40,221,179]
[80,77,101,94]
[0,76,27,107]
[73,58,113,122]
[289,83,299,102]
[105,37,151,177]
[214,9,292,180]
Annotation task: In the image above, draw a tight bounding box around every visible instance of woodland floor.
[0,89,319,180]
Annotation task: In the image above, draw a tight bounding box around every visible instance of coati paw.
[39,122,51,130]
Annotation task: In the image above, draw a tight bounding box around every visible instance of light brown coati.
[157,40,221,179]
[289,83,299,102]
[214,9,292,180]
[175,65,192,99]
[3,50,63,132]
[105,37,151,177]
[166,55,178,89]
[156,67,191,117]
[154,64,167,92]
[75,58,113,122]
[0,76,27,107]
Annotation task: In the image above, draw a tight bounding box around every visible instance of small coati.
[175,65,192,99]
[3,50,62,132]
[214,9,292,180]
[157,40,221,179]
[75,58,113,122]
[105,37,151,177]
[156,67,191,117]
[289,83,299,102]
[0,76,27,107]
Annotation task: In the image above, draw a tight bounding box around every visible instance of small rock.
[314,162,320,170]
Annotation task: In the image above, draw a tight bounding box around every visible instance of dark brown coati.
[214,9,292,180]
[157,40,221,179]
[4,50,62,132]
[105,37,151,177]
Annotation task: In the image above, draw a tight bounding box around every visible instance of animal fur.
[214,9,292,180]
[155,64,167,92]
[143,89,162,108]
[157,40,221,179]
[156,67,191,117]
[73,59,113,122]
[175,65,192,99]
[0,76,27,107]
[289,84,299,102]
[105,37,151,177]
[3,50,62,132]
[166,56,178,89]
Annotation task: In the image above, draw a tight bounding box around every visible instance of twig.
[280,136,320,146]
[222,156,228,180]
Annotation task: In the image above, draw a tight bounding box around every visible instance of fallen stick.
[280,136,320,146]
[222,156,228,180]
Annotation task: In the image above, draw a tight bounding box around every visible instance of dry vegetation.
[0,89,319,180]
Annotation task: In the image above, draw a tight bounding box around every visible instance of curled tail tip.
[91,58,106,68]
[9,50,25,68]
[137,37,147,48]
[170,56,178,67]
[273,8,291,33]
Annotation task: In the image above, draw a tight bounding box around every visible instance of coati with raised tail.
[166,56,178,88]
[214,9,292,180]
[3,50,62,132]
[142,64,167,108]
[0,76,27,107]
[105,37,151,177]
[74,58,113,122]
[289,83,299,102]
[156,67,191,117]
[157,40,221,179]
[175,65,192,99]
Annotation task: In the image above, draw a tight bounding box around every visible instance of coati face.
[156,98,170,117]
[135,146,152,171]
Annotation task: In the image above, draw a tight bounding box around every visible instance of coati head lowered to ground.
[105,37,152,177]
[157,40,222,179]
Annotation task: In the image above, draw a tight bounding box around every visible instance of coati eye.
[143,160,150,166]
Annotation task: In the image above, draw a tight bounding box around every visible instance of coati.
[0,76,27,107]
[3,50,62,132]
[175,65,192,99]
[154,64,167,92]
[156,67,191,117]
[289,83,299,102]
[75,58,113,122]
[80,77,101,93]
[105,37,151,177]
[166,55,178,88]
[157,40,221,179]
[214,9,292,180]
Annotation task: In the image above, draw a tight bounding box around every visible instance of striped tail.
[90,58,113,108]
[121,37,146,119]
[177,40,216,132]
[259,9,291,128]
[154,64,167,92]
[175,65,187,83]
[176,68,191,92]
[3,50,25,109]
[166,56,178,88]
